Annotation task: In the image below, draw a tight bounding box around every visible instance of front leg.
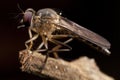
[35,35,48,52]
[25,28,39,50]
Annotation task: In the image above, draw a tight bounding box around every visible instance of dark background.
[0,0,119,80]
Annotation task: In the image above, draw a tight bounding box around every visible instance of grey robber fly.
[19,8,111,59]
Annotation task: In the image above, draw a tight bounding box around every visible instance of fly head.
[19,8,35,27]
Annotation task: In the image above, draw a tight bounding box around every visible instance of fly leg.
[48,39,72,58]
[40,38,73,73]
[51,38,73,58]
[39,34,73,72]
[50,34,73,58]
[35,35,48,52]
[24,28,39,71]
[24,29,39,71]
[39,38,73,73]
[25,28,39,51]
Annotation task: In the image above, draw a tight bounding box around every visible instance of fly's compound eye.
[18,8,35,28]
[21,8,35,26]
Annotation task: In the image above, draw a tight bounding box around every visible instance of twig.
[19,50,114,80]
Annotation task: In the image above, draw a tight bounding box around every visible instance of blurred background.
[0,0,119,80]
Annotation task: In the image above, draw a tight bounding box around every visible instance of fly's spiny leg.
[25,28,32,50]
[52,38,73,58]
[36,35,73,53]
[35,35,48,52]
[49,37,73,58]
[35,42,48,52]
[49,38,72,51]
[25,28,39,51]
[50,34,73,58]
[25,34,38,49]
[37,42,44,50]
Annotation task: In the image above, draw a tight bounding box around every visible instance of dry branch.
[19,50,114,80]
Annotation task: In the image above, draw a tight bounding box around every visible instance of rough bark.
[19,50,114,80]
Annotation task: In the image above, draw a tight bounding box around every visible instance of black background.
[0,0,119,80]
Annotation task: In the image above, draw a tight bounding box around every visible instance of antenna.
[17,3,24,13]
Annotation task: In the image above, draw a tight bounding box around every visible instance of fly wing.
[58,17,111,50]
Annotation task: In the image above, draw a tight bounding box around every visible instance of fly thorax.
[41,22,56,33]
[32,16,41,27]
